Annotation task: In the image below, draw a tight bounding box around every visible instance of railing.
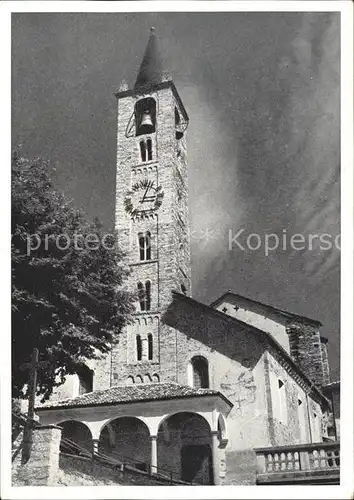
[13,412,194,485]
[60,436,195,485]
[255,441,340,481]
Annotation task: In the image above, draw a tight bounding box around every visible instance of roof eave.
[114,80,189,121]
[35,389,232,412]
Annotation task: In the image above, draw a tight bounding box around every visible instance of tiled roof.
[36,383,230,410]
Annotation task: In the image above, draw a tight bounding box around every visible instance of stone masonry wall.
[12,425,62,486]
[265,353,312,446]
[286,320,327,387]
[161,298,271,451]
[110,83,191,388]
[115,85,191,311]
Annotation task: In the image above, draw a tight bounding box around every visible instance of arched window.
[190,356,209,389]
[148,333,153,361]
[147,138,153,161]
[146,232,151,260]
[139,140,147,162]
[137,281,151,311]
[138,282,145,311]
[145,281,151,311]
[138,233,144,261]
[138,232,151,261]
[77,365,93,395]
[136,335,142,361]
[139,138,153,162]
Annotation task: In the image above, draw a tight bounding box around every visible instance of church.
[30,28,340,486]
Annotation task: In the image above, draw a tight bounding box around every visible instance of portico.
[36,383,232,484]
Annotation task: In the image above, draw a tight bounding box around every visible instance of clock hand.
[140,186,149,203]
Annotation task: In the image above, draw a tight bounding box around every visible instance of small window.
[190,356,209,389]
[138,231,151,260]
[77,365,93,395]
[148,334,153,361]
[138,232,151,261]
[146,232,151,260]
[147,138,153,161]
[137,281,151,311]
[139,140,147,162]
[145,281,151,311]
[136,335,142,361]
[138,233,145,261]
[138,282,145,311]
[181,284,187,295]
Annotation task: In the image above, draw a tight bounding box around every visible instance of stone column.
[14,425,62,486]
[150,435,158,474]
[211,430,220,485]
[142,338,149,361]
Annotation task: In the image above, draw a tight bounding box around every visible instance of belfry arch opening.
[135,97,156,136]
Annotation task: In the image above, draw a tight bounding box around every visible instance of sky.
[12,12,340,378]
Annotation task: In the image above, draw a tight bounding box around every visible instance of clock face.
[124,179,164,216]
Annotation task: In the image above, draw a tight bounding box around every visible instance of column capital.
[150,434,158,440]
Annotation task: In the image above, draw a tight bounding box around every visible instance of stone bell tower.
[111,28,191,384]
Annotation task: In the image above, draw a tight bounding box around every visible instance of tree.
[12,153,134,401]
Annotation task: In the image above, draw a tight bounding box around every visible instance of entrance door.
[181,444,213,484]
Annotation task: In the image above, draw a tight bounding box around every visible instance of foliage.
[12,154,134,401]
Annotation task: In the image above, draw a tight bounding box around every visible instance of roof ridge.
[210,290,322,326]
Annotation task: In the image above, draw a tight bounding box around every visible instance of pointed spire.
[134,27,164,90]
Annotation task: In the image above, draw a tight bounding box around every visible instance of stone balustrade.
[254,441,340,484]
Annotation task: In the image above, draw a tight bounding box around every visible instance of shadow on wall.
[162,296,265,371]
